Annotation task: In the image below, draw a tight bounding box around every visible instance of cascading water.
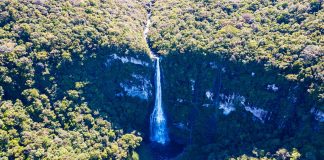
[137,2,184,158]
[150,57,169,145]
[143,0,169,145]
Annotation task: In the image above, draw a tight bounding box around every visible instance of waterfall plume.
[150,58,169,144]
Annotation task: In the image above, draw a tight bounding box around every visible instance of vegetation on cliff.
[148,0,323,159]
[231,148,301,160]
[0,0,323,159]
[149,0,323,103]
[0,0,146,159]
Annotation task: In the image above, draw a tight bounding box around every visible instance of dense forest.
[149,0,323,101]
[0,0,323,160]
[148,0,323,159]
[0,0,145,159]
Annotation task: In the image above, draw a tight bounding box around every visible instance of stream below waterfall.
[138,141,184,160]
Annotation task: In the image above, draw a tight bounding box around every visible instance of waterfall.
[144,0,169,145]
[150,57,170,144]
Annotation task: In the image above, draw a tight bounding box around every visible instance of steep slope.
[0,0,148,159]
[146,0,324,159]
[149,0,323,102]
[0,0,323,159]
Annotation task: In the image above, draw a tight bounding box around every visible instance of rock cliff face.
[87,49,322,158]
[160,53,321,158]
[77,48,155,133]
[2,0,322,159]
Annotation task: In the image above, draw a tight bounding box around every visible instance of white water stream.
[145,0,169,145]
[150,57,169,144]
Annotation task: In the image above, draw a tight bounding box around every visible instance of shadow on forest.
[55,49,320,159]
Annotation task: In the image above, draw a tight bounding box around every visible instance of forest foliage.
[231,148,301,160]
[0,0,323,159]
[149,0,323,103]
[148,1,323,159]
[0,0,147,159]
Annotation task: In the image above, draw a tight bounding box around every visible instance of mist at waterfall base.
[138,141,184,160]
[150,58,169,144]
[138,58,184,160]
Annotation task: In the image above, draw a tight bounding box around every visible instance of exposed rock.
[119,82,150,100]
[219,102,235,115]
[202,104,212,107]
[173,122,188,130]
[105,53,150,67]
[177,98,184,103]
[190,79,195,92]
[119,74,152,100]
[218,93,240,115]
[267,84,279,92]
[218,93,268,122]
[244,106,268,123]
[209,62,218,69]
[221,67,226,73]
[311,108,324,122]
[115,92,124,97]
[205,91,214,101]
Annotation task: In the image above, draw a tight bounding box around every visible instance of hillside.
[147,1,323,159]
[149,0,323,102]
[0,0,146,159]
[0,0,323,160]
